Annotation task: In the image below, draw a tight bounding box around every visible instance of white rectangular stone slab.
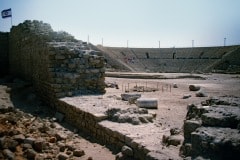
[136,98,158,109]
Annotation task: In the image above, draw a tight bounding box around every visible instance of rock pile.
[181,96,240,160]
[105,107,155,125]
[0,107,90,159]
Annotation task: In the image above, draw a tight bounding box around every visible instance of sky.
[1,0,240,48]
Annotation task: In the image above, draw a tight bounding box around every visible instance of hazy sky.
[1,0,240,48]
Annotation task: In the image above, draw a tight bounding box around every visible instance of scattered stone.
[1,137,18,151]
[12,134,25,142]
[55,132,68,141]
[183,94,191,99]
[170,127,182,135]
[24,137,36,145]
[173,83,178,88]
[167,135,183,146]
[73,149,85,157]
[105,107,154,125]
[189,85,201,91]
[93,113,108,121]
[3,149,15,159]
[121,93,141,101]
[87,156,93,160]
[49,136,57,143]
[57,153,69,160]
[121,145,133,156]
[196,90,208,97]
[22,143,33,150]
[34,139,45,152]
[26,148,37,159]
[162,133,183,146]
[146,151,174,160]
[105,81,119,89]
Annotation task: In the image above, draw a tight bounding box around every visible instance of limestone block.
[189,84,201,91]
[136,98,158,109]
[121,93,141,101]
[183,120,201,142]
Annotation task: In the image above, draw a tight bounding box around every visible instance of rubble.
[105,107,155,125]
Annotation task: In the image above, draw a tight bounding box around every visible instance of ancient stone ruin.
[1,20,240,160]
[5,20,105,103]
[181,96,240,159]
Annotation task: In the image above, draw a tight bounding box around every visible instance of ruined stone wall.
[0,32,9,77]
[55,99,150,160]
[9,20,105,101]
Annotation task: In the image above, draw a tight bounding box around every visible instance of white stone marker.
[136,98,158,109]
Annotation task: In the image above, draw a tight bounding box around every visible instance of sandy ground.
[1,73,240,159]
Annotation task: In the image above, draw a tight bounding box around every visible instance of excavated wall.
[0,32,9,76]
[8,20,105,103]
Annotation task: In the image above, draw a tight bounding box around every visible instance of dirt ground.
[1,73,240,159]
[105,73,240,129]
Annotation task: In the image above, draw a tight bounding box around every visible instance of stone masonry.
[0,32,9,76]
[8,20,105,102]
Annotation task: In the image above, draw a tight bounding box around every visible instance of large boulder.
[189,85,201,91]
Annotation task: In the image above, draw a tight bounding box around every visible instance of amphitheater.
[0,20,240,160]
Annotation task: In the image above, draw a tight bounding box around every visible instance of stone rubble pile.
[181,96,240,160]
[105,107,155,125]
[0,107,92,160]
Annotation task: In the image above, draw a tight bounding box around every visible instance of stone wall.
[0,32,9,77]
[9,20,105,102]
[55,99,151,160]
[180,97,240,159]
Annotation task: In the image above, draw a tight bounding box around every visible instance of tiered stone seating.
[99,45,240,73]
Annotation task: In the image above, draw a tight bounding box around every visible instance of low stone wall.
[54,98,152,160]
[0,32,9,77]
[8,20,105,102]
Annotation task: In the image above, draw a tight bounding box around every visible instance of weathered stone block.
[183,120,201,142]
[136,98,158,109]
[121,93,141,101]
